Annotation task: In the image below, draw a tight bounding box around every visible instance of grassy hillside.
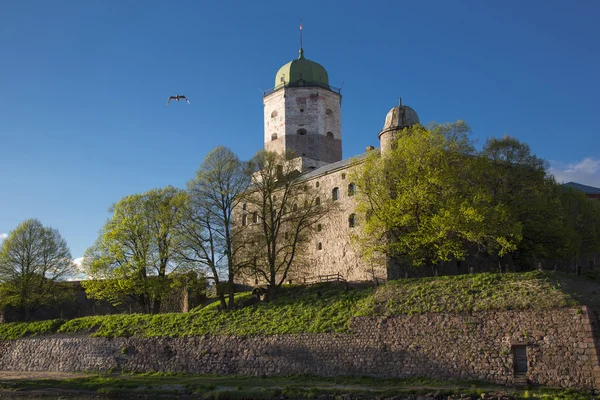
[0,271,593,340]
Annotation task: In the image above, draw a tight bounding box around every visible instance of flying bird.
[166,95,191,107]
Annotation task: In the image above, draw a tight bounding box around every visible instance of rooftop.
[562,181,600,195]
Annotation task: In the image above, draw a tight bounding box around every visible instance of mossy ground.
[0,271,595,340]
[0,372,594,399]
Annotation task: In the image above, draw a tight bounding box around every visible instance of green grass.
[354,271,579,316]
[0,318,65,340]
[0,372,595,399]
[0,271,594,339]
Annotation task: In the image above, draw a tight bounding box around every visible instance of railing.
[303,272,346,285]
[263,81,342,97]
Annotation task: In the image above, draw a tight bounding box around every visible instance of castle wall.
[298,162,385,283]
[234,155,382,285]
[1,307,599,389]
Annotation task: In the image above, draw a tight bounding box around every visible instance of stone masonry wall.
[1,307,599,389]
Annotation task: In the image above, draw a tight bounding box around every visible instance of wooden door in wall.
[513,345,528,373]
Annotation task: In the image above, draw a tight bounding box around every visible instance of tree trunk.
[152,298,161,314]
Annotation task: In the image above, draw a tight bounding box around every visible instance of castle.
[238,44,425,283]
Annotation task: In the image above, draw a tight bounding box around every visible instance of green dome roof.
[274,49,329,89]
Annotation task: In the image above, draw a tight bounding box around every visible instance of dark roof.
[562,182,600,195]
[300,151,374,181]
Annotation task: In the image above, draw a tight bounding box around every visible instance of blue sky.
[1,0,599,263]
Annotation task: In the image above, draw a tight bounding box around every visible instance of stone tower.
[378,102,420,152]
[263,47,342,172]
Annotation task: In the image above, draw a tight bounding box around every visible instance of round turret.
[378,104,421,152]
[274,49,330,89]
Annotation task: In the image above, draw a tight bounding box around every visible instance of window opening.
[252,212,258,224]
[317,224,322,232]
[348,183,356,196]
[326,131,334,139]
[332,187,339,201]
[297,128,307,135]
[317,242,323,250]
[348,214,356,228]
[271,133,278,141]
[242,215,247,226]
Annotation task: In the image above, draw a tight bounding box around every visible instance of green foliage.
[355,271,576,316]
[0,271,594,340]
[352,123,521,270]
[481,135,569,269]
[58,283,370,337]
[0,219,76,319]
[0,318,65,340]
[83,186,187,314]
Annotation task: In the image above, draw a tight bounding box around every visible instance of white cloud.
[550,157,600,188]
[0,233,7,241]
[68,257,88,281]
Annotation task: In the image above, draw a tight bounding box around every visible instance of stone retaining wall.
[1,307,599,389]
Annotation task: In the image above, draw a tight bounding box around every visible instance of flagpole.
[299,17,303,57]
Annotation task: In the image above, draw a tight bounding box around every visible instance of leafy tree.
[83,186,186,314]
[555,185,600,273]
[481,135,566,269]
[239,150,332,299]
[0,219,76,320]
[176,146,249,309]
[352,122,521,275]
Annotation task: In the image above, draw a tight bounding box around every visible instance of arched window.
[348,183,356,196]
[271,133,278,141]
[317,242,323,250]
[332,187,339,201]
[242,203,247,211]
[341,173,346,180]
[348,214,356,228]
[315,197,321,206]
[252,212,258,224]
[242,214,247,226]
[317,224,322,232]
[326,108,333,116]
[315,181,320,188]
[271,110,278,118]
[326,131,334,139]
[303,184,308,192]
[297,128,307,135]
[293,204,298,211]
